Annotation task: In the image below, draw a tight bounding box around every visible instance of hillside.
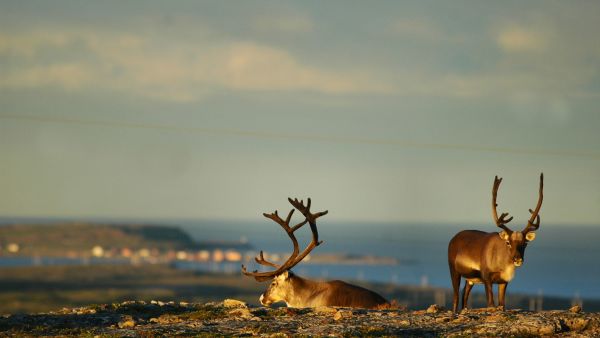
[1,264,599,315]
[0,299,597,337]
[0,223,249,256]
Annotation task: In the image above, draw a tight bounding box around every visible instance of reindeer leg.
[484,280,495,308]
[450,269,461,313]
[461,281,473,310]
[498,283,507,310]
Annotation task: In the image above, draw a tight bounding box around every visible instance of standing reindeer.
[242,197,389,309]
[448,174,544,312]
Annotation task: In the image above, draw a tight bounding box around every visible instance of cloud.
[0,63,92,90]
[0,32,69,58]
[218,42,394,94]
[0,30,393,101]
[496,26,546,53]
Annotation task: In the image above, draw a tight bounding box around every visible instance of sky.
[1,1,599,225]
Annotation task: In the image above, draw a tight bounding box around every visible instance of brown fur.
[259,271,389,309]
[448,229,535,312]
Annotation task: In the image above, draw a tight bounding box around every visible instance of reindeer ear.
[281,271,290,280]
[525,232,536,242]
[499,231,509,240]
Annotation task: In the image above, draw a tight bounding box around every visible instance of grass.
[0,264,264,314]
[2,263,598,315]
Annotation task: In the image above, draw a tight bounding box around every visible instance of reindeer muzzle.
[514,258,523,267]
[259,294,271,306]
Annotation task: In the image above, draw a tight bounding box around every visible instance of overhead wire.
[1,113,599,160]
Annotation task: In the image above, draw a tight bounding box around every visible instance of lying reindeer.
[242,198,389,309]
[448,174,544,312]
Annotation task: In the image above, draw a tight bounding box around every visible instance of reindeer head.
[492,173,544,266]
[241,198,328,306]
[258,271,295,306]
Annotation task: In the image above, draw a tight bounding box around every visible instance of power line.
[2,113,599,160]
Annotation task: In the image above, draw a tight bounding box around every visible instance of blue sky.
[1,1,599,225]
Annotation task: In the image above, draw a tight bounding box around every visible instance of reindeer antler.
[492,176,514,234]
[241,198,328,282]
[523,173,544,234]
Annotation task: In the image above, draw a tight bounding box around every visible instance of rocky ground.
[0,299,598,337]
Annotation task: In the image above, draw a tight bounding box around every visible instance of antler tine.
[254,250,278,268]
[241,198,329,282]
[524,173,544,234]
[285,197,328,269]
[288,197,329,225]
[492,176,514,234]
[242,208,302,282]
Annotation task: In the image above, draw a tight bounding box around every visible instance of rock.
[562,317,590,332]
[334,310,353,321]
[223,299,247,308]
[314,306,337,314]
[4,300,600,337]
[537,324,556,335]
[570,305,582,313]
[228,308,253,319]
[426,304,441,314]
[452,315,470,324]
[435,316,451,323]
[117,315,135,328]
[484,314,505,322]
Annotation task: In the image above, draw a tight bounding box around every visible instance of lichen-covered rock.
[223,298,247,308]
[1,300,600,337]
[117,315,135,328]
[569,304,582,313]
[333,309,353,321]
[426,304,441,313]
[314,305,337,314]
[227,307,253,319]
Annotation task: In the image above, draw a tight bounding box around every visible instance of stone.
[117,316,135,329]
[426,304,441,314]
[569,305,582,313]
[484,314,505,322]
[537,324,556,335]
[562,317,590,332]
[334,310,353,321]
[228,308,253,319]
[223,299,248,308]
[314,306,337,314]
[435,316,451,323]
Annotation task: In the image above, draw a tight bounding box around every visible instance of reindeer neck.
[285,274,323,308]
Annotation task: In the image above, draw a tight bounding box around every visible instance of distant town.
[0,222,399,266]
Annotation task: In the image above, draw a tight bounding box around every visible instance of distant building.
[91,245,104,257]
[176,251,188,260]
[224,250,242,262]
[7,243,20,253]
